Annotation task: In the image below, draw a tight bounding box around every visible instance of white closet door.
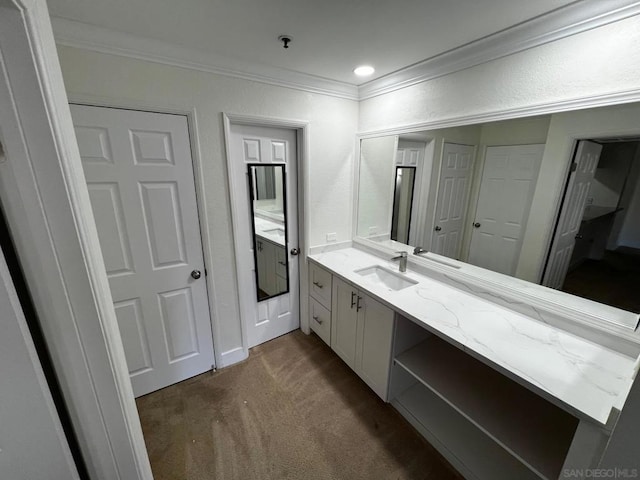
[71,105,215,397]
[228,124,300,348]
[432,143,475,259]
[468,144,544,275]
[543,140,602,289]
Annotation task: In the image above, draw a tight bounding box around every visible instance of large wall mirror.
[356,103,640,315]
[248,164,289,301]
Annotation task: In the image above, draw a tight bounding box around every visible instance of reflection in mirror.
[356,106,640,314]
[391,167,416,244]
[249,164,289,301]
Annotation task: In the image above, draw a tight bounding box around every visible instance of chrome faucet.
[413,246,428,256]
[391,251,408,272]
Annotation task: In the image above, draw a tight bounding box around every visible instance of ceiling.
[47,0,578,86]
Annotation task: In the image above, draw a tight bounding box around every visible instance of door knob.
[290,248,300,256]
[473,222,481,228]
[191,270,202,280]
[434,226,442,231]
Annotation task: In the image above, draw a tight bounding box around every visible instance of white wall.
[357,135,397,238]
[590,142,635,208]
[56,46,358,362]
[615,146,640,249]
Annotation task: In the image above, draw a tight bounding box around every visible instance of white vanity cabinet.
[331,276,394,400]
[256,236,286,296]
[309,262,332,345]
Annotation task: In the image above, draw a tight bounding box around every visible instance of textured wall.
[57,46,358,361]
[359,14,640,132]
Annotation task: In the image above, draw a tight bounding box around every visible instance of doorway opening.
[544,138,640,313]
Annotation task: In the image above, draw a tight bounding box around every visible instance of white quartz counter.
[309,247,639,426]
[253,216,285,246]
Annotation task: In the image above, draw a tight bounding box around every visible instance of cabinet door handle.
[350,291,356,309]
[313,281,323,288]
[356,296,363,312]
[313,315,322,324]
[278,261,286,266]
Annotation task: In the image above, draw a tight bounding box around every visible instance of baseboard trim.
[219,347,248,368]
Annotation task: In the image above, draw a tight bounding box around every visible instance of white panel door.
[431,143,475,259]
[229,124,299,348]
[396,140,426,246]
[543,140,602,289]
[468,144,544,275]
[71,105,215,397]
[0,249,80,480]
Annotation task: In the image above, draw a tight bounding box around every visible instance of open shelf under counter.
[394,383,541,480]
[393,336,579,480]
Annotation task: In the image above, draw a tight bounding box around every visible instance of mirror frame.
[352,102,640,344]
[248,163,290,302]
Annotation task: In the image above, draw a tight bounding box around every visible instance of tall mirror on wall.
[356,105,640,314]
[248,164,289,301]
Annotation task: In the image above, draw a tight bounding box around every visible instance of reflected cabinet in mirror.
[248,164,289,301]
[356,104,640,314]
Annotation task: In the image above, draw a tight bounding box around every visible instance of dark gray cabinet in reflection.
[248,164,289,301]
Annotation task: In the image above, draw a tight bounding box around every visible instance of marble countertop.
[253,216,285,247]
[309,247,639,426]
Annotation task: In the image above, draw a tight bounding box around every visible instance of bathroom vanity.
[307,246,640,480]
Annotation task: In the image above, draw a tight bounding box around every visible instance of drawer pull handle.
[356,296,363,312]
[313,281,323,288]
[313,315,323,324]
[350,291,356,309]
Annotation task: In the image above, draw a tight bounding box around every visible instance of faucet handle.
[413,246,427,255]
[392,251,408,259]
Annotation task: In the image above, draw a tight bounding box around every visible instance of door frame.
[0,1,152,479]
[223,113,310,357]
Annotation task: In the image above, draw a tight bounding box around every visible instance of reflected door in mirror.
[431,143,475,259]
[468,144,544,276]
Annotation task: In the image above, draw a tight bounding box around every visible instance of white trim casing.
[222,113,312,356]
[0,2,152,480]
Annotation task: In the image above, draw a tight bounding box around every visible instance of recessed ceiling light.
[354,65,375,77]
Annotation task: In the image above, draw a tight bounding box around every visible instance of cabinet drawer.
[309,262,332,308]
[310,297,331,346]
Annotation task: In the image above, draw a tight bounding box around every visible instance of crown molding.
[358,0,640,100]
[52,1,640,103]
[51,17,359,101]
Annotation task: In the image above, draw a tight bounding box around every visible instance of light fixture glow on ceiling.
[354,65,375,77]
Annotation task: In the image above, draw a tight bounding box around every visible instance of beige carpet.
[136,330,461,480]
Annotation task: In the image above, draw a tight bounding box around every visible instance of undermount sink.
[355,265,418,291]
[264,227,285,238]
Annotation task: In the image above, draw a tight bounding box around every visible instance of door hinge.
[570,162,578,172]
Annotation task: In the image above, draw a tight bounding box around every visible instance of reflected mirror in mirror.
[391,167,416,244]
[356,105,640,314]
[249,164,289,301]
